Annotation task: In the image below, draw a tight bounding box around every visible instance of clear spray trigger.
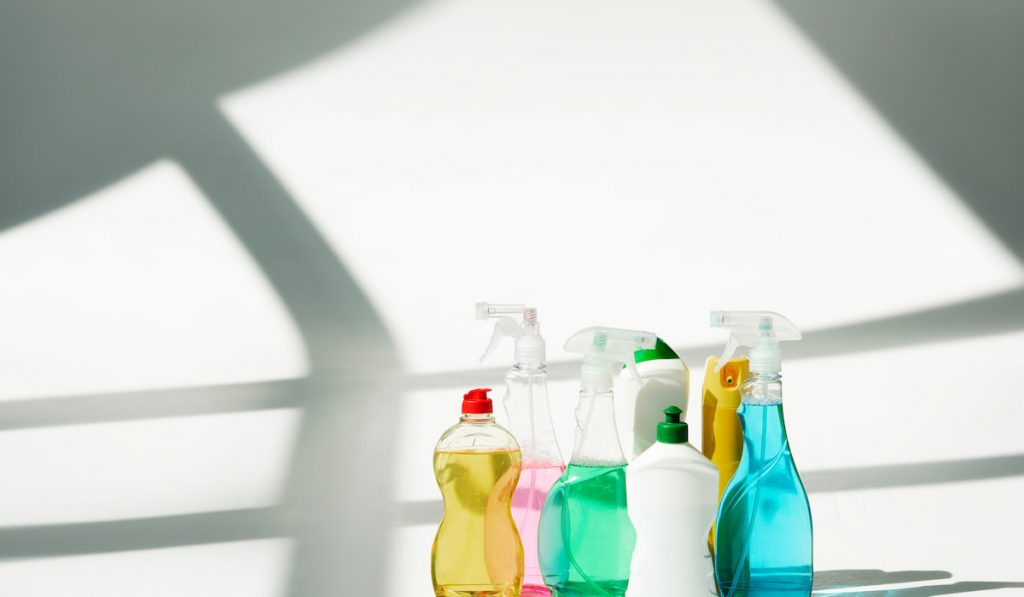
[710,311,801,375]
[475,302,545,366]
[714,336,743,373]
[624,359,644,384]
[564,326,656,392]
[479,317,524,362]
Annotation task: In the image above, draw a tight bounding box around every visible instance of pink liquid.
[511,462,565,596]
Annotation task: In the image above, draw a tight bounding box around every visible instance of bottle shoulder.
[435,420,520,453]
[629,443,718,476]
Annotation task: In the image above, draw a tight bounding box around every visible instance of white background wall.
[2,0,1022,595]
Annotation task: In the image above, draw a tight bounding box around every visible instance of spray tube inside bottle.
[541,327,654,596]
[710,311,811,596]
[477,302,562,595]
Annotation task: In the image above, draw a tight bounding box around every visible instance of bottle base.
[435,585,520,597]
[548,580,627,597]
[717,579,812,597]
[521,583,552,596]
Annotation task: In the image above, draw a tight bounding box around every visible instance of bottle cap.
[656,405,688,444]
[462,388,494,414]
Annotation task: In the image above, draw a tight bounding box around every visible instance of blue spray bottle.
[710,311,812,597]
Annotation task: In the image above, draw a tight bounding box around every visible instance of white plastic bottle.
[615,337,690,459]
[625,406,719,597]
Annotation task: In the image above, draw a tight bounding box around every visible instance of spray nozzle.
[564,326,657,392]
[475,302,545,366]
[710,311,801,375]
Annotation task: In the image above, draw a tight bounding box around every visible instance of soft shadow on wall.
[2,1,1024,595]
[0,1,420,596]
[774,0,1024,262]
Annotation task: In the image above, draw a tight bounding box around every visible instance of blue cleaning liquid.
[714,403,813,597]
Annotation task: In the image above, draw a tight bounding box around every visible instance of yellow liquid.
[432,449,524,597]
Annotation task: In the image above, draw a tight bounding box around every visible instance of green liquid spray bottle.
[538,326,656,597]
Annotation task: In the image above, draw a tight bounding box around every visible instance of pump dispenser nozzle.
[710,311,801,375]
[475,302,545,366]
[564,326,657,392]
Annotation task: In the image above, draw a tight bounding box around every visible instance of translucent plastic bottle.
[432,388,524,597]
[538,327,654,597]
[505,363,565,596]
[710,312,813,597]
[477,303,565,596]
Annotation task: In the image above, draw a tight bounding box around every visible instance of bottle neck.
[460,413,495,424]
[741,371,783,405]
[571,389,626,465]
[503,365,562,464]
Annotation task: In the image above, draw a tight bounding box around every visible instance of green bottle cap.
[657,405,688,444]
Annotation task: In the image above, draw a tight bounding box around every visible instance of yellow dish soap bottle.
[432,388,524,597]
[701,355,749,555]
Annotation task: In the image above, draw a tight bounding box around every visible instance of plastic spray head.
[710,311,801,375]
[564,326,657,392]
[475,302,545,367]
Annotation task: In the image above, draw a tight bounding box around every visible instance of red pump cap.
[462,388,493,414]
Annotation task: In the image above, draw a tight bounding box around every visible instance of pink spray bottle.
[477,303,566,596]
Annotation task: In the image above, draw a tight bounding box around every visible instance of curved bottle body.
[626,442,718,597]
[502,366,565,596]
[432,414,524,597]
[538,463,634,596]
[538,390,635,597]
[714,377,812,597]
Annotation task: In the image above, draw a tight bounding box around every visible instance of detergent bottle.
[710,312,813,597]
[615,338,690,459]
[538,326,655,597]
[626,406,718,597]
[477,302,565,596]
[701,355,749,555]
[432,388,524,597]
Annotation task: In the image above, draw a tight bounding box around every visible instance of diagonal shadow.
[0,0,420,233]
[802,454,1024,492]
[0,380,305,432]
[1,2,1022,594]
[772,0,1024,264]
[170,107,410,596]
[814,569,952,590]
[396,452,1024,526]
[0,508,288,558]
[817,581,1024,596]
[408,286,1024,389]
[1,286,1021,432]
[0,1,421,597]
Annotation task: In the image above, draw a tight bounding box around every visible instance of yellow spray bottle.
[701,355,749,555]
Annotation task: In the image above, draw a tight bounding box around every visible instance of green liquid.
[537,463,635,596]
